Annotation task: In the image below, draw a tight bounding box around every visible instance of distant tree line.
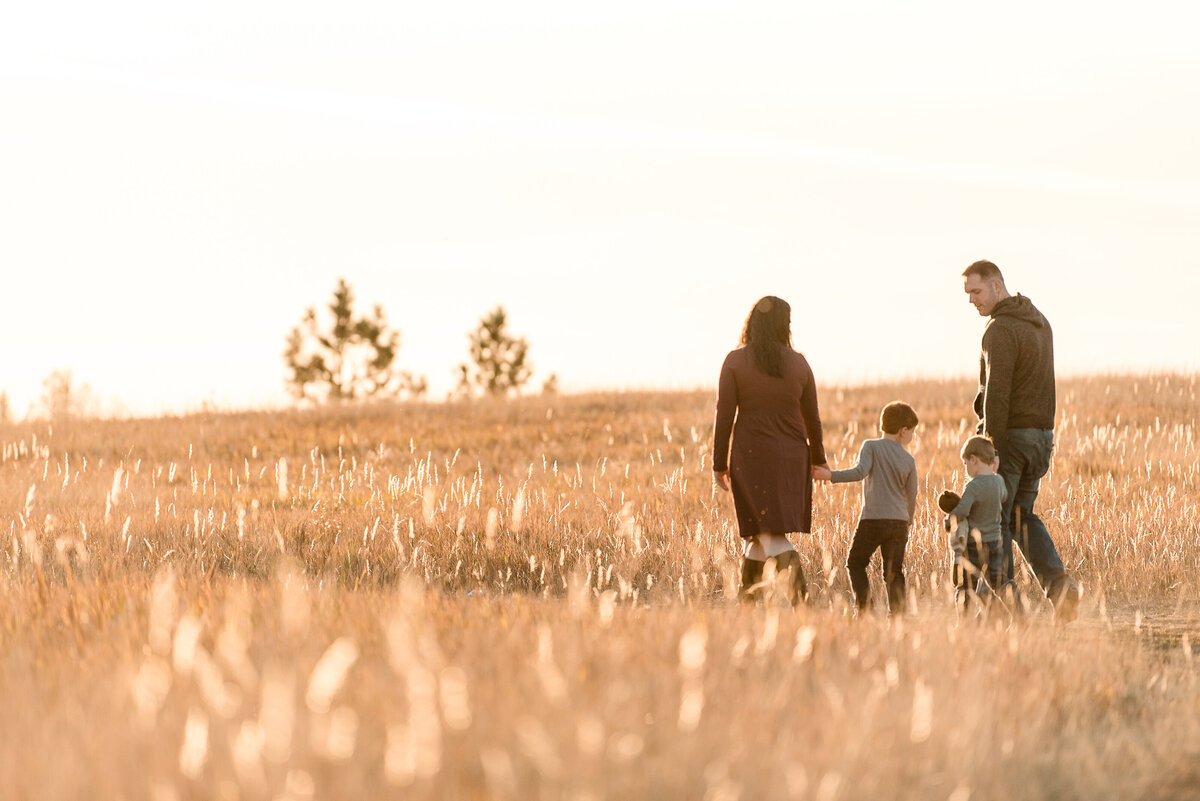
[0,371,96,424]
[284,278,554,402]
[0,278,547,424]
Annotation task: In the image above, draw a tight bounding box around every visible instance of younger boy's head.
[960,436,997,476]
[881,401,919,440]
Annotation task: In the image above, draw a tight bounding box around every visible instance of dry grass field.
[1,373,1197,800]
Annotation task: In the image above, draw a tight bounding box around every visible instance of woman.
[713,296,827,604]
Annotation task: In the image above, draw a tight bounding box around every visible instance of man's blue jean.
[996,428,1071,597]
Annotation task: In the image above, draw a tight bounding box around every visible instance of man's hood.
[991,294,1047,328]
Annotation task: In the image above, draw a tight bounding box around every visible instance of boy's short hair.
[880,401,919,434]
[961,435,996,463]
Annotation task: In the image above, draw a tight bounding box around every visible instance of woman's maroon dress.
[713,347,826,537]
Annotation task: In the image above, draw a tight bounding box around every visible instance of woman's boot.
[773,550,809,606]
[739,558,765,604]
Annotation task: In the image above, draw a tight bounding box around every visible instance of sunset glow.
[3,1,1198,414]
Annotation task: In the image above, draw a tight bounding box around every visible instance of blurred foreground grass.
[0,374,1197,800]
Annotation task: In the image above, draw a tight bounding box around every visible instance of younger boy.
[947,436,1007,608]
[814,401,918,614]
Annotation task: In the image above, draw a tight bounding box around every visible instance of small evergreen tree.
[284,278,426,401]
[457,306,532,396]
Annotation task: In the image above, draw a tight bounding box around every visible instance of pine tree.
[457,306,532,396]
[284,278,426,401]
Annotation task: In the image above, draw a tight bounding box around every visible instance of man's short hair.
[962,260,1005,282]
[961,435,996,463]
[880,401,919,434]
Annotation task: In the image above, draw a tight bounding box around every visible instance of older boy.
[814,401,918,614]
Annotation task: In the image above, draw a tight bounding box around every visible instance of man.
[963,260,1082,622]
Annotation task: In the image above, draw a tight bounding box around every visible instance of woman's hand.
[812,464,832,482]
[714,470,731,491]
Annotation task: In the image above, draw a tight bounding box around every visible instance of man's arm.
[981,324,1018,444]
[973,357,986,434]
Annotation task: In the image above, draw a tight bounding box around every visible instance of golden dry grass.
[0,373,1197,800]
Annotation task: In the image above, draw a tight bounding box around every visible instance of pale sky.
[3,1,1199,417]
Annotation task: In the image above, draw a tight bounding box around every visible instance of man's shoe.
[999,580,1025,619]
[1052,581,1082,623]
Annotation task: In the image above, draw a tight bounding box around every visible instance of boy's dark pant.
[846,519,908,613]
[957,536,1005,607]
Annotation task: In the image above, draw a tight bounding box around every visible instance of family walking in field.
[713,260,1083,622]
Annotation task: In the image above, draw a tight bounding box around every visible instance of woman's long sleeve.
[800,364,826,466]
[712,355,738,472]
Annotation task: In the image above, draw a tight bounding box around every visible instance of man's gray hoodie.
[973,294,1056,444]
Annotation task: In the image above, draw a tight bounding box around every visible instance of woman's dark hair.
[740,296,792,378]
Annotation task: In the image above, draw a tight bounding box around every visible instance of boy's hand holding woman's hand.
[718,464,831,490]
[812,464,832,482]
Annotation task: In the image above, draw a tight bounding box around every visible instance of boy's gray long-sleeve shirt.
[830,438,917,523]
[949,473,1007,544]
